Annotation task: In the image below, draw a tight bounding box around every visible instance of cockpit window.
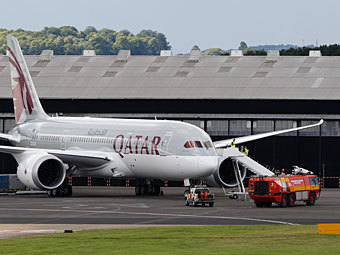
[195,141,203,148]
[184,141,195,148]
[184,140,213,149]
[203,141,213,148]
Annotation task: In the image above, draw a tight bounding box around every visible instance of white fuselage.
[10,117,218,180]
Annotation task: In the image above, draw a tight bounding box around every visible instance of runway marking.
[0,230,56,233]
[110,203,149,209]
[0,208,298,225]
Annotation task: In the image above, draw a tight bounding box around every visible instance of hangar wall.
[0,98,340,179]
[1,51,340,182]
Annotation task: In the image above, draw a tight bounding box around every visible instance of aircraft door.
[61,130,69,150]
[160,132,173,156]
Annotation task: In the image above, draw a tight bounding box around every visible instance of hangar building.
[0,49,340,185]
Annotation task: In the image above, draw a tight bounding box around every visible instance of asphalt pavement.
[0,187,339,226]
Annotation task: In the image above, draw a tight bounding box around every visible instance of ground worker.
[231,139,236,148]
[244,146,249,156]
[240,145,244,153]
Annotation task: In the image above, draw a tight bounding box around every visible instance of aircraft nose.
[199,156,218,176]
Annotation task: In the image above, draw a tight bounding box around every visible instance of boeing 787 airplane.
[0,36,323,197]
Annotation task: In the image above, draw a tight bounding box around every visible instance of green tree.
[203,48,229,56]
[239,41,248,50]
[0,26,171,55]
[83,26,97,35]
[60,26,78,37]
[191,45,200,51]
[89,35,113,55]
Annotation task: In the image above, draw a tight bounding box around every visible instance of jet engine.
[16,153,66,190]
[204,156,247,188]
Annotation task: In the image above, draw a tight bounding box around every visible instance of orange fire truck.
[248,174,320,207]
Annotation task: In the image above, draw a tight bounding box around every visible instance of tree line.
[1,27,340,56]
[0,26,171,55]
[239,41,340,56]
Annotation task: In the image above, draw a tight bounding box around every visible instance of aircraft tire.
[67,186,73,197]
[154,186,161,196]
[135,186,142,196]
[141,185,147,195]
[52,189,60,197]
[47,190,54,197]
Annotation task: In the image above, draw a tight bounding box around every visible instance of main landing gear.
[47,179,73,197]
[135,179,162,196]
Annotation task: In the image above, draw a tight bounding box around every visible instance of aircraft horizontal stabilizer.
[214,119,323,148]
[0,133,20,143]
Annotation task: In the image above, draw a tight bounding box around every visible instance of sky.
[1,0,340,54]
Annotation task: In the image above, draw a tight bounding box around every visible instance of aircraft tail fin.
[7,36,47,125]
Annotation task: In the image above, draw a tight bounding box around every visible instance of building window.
[0,119,3,133]
[299,120,320,136]
[275,120,297,136]
[183,120,205,130]
[229,120,251,136]
[321,121,340,136]
[253,120,274,134]
[206,120,228,136]
[4,119,15,133]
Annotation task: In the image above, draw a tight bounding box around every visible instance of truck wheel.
[209,202,214,207]
[185,201,189,206]
[193,201,197,207]
[288,194,295,207]
[306,192,316,206]
[202,203,205,207]
[255,202,264,207]
[279,194,288,207]
[264,202,272,207]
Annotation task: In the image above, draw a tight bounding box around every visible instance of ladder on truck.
[222,156,247,201]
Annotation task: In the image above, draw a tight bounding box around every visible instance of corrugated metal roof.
[1,55,340,99]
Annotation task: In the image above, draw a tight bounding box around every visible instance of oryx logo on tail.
[8,46,34,120]
[7,36,47,124]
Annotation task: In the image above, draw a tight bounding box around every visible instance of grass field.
[1,225,340,255]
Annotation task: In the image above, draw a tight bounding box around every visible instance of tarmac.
[0,187,339,239]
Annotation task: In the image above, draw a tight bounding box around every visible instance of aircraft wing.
[214,119,323,148]
[0,145,111,168]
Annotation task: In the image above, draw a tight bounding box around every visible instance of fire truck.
[248,172,320,207]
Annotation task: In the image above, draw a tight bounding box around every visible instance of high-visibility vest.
[231,141,236,148]
[245,149,249,156]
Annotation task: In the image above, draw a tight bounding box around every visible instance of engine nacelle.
[16,153,66,190]
[204,156,247,188]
